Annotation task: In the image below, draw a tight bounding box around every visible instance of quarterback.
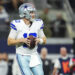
[7,3,46,75]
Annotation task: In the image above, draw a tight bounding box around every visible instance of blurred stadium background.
[0,0,75,75]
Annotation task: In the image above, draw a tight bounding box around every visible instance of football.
[28,35,36,49]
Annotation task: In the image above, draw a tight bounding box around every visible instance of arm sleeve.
[38,29,45,38]
[38,20,45,38]
[8,29,18,39]
[40,20,44,29]
[8,21,18,39]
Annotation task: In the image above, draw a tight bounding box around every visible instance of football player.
[7,3,46,75]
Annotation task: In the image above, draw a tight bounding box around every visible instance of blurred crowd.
[0,0,69,39]
[40,8,67,37]
[0,47,75,75]
[0,0,74,75]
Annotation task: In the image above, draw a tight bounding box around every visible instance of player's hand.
[35,38,40,45]
[20,38,31,47]
[26,39,31,47]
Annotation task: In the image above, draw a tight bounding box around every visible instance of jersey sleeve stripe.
[40,24,44,29]
[40,27,44,29]
[10,23,17,30]
[10,23,16,27]
[41,24,44,27]
[10,26,17,30]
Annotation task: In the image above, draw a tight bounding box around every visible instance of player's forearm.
[7,38,22,46]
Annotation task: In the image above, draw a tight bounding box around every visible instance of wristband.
[39,38,43,44]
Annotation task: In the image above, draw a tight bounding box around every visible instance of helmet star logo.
[24,6,27,8]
